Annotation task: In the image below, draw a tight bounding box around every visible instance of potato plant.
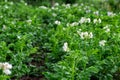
[0,1,120,80]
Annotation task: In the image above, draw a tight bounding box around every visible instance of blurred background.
[1,0,120,12]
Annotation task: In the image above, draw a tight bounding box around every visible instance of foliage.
[0,0,120,80]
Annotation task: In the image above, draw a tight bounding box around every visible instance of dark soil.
[20,76,45,80]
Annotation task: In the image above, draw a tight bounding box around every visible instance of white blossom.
[87,18,91,23]
[5,0,8,2]
[80,3,84,6]
[79,32,84,39]
[17,35,21,39]
[39,6,47,9]
[2,25,6,30]
[25,3,27,5]
[79,17,91,24]
[52,13,57,17]
[54,20,61,25]
[107,12,116,16]
[93,19,98,23]
[70,22,79,27]
[4,5,8,9]
[66,23,70,27]
[79,17,86,24]
[98,18,101,23]
[89,32,93,38]
[73,3,78,7]
[0,16,3,18]
[78,30,93,39]
[63,42,69,52]
[106,28,110,32]
[0,62,12,75]
[54,3,59,6]
[99,40,106,46]
[62,27,66,30]
[93,18,101,24]
[93,11,99,16]
[86,10,91,13]
[2,62,12,70]
[3,69,11,75]
[66,4,70,8]
[51,7,55,10]
[10,2,14,5]
[103,25,110,33]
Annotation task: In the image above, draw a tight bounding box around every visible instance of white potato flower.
[78,31,93,39]
[79,17,91,24]
[54,3,59,6]
[79,17,86,24]
[86,10,91,13]
[98,18,101,23]
[66,23,70,27]
[66,4,70,8]
[80,32,85,39]
[89,32,93,38]
[54,20,61,25]
[93,11,99,16]
[10,2,14,5]
[2,62,12,70]
[0,62,12,75]
[106,28,110,32]
[2,25,6,30]
[51,7,55,10]
[107,12,116,16]
[99,40,106,46]
[103,25,110,33]
[93,18,101,24]
[87,18,91,23]
[39,6,47,9]
[93,19,98,23]
[25,3,27,6]
[84,32,89,38]
[3,69,11,75]
[52,13,57,17]
[4,5,8,9]
[70,22,79,27]
[63,42,69,52]
[73,3,78,7]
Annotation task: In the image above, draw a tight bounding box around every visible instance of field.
[0,1,120,80]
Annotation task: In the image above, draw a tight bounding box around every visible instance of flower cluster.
[103,25,110,33]
[0,62,12,75]
[99,40,106,47]
[54,20,61,25]
[67,22,79,27]
[62,4,70,8]
[79,17,91,24]
[93,18,101,24]
[93,11,99,16]
[66,17,102,27]
[107,12,116,16]
[39,6,48,9]
[54,3,59,6]
[77,29,93,39]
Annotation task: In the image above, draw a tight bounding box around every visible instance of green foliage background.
[0,0,120,80]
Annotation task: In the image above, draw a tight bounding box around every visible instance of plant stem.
[72,58,75,80]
